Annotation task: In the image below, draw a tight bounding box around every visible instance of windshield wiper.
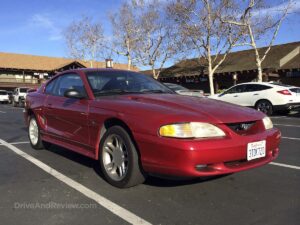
[140,90,171,94]
[94,89,141,96]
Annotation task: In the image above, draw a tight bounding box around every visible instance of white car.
[164,83,204,97]
[209,82,300,115]
[0,90,9,104]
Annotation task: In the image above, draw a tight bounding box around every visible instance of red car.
[24,69,281,188]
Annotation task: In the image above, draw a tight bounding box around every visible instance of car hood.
[94,94,264,124]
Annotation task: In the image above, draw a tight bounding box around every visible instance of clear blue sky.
[0,0,299,68]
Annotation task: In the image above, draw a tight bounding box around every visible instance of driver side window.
[54,74,86,97]
[225,85,245,94]
[45,73,87,97]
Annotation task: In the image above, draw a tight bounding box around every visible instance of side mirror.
[64,89,85,99]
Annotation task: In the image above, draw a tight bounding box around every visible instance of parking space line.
[0,110,6,113]
[282,136,300,141]
[0,139,152,225]
[274,124,300,128]
[0,141,30,146]
[270,162,300,170]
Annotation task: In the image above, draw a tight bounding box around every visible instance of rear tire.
[99,126,146,188]
[255,100,273,116]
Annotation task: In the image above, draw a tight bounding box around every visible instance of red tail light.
[277,90,292,95]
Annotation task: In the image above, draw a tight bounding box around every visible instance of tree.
[64,15,105,68]
[222,0,290,81]
[169,0,242,95]
[132,0,180,79]
[109,2,140,70]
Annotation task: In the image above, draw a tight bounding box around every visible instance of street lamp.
[105,59,114,68]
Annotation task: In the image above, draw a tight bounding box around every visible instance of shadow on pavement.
[271,110,300,118]
[43,144,229,188]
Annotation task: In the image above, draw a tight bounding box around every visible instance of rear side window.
[290,88,300,93]
[244,84,272,92]
[20,88,28,93]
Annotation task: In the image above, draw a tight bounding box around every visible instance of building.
[0,52,136,90]
[158,42,300,92]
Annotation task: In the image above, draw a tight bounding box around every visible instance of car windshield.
[86,71,174,96]
[0,91,7,95]
[20,88,28,93]
[164,83,189,91]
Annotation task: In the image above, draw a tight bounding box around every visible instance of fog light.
[195,164,207,170]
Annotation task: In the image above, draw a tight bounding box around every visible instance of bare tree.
[169,0,242,95]
[131,0,180,79]
[64,15,105,68]
[222,0,290,81]
[110,2,141,70]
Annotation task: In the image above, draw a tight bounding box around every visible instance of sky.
[0,0,299,69]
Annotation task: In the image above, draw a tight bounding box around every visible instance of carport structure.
[159,42,300,93]
[0,52,136,90]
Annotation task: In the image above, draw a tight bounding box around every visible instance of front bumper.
[135,128,281,177]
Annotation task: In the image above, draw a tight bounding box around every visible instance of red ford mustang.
[24,69,281,188]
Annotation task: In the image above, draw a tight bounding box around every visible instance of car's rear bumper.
[135,128,281,177]
[274,103,300,111]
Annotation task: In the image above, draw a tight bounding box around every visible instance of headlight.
[159,122,226,138]
[262,117,273,130]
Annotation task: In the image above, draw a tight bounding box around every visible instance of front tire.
[99,126,146,188]
[28,116,44,149]
[255,100,273,116]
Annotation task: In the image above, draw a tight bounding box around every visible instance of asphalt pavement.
[0,104,299,225]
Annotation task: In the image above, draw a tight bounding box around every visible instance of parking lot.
[0,104,299,225]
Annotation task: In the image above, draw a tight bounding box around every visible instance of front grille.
[226,121,256,135]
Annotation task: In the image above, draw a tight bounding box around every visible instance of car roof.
[234,82,296,88]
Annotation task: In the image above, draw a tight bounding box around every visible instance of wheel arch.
[254,99,273,108]
[95,117,138,160]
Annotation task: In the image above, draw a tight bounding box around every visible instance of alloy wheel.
[102,134,129,181]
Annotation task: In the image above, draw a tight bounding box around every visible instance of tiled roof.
[159,41,300,77]
[0,52,138,71]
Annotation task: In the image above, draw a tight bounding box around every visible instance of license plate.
[247,140,266,161]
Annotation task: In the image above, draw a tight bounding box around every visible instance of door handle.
[233,95,238,97]
[253,93,259,96]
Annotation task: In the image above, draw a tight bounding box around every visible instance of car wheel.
[255,100,273,116]
[18,98,23,107]
[99,126,146,188]
[28,116,44,149]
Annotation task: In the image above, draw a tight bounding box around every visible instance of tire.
[28,116,44,149]
[255,100,273,116]
[99,126,146,188]
[18,98,23,107]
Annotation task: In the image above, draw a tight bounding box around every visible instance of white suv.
[12,87,29,107]
[209,82,300,115]
[0,90,9,104]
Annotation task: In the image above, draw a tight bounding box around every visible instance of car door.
[217,85,246,105]
[234,84,257,107]
[43,73,91,149]
[243,84,273,107]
